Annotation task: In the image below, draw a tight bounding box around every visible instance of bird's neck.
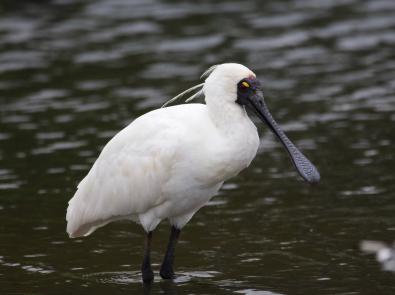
[205,95,252,134]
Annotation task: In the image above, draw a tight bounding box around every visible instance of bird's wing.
[66,107,194,238]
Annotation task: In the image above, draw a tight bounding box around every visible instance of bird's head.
[162,63,320,184]
[205,63,320,184]
[203,63,256,103]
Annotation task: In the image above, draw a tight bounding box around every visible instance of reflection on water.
[1,0,395,294]
[84,270,220,285]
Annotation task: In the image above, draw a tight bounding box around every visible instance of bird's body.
[66,63,319,282]
[67,102,259,237]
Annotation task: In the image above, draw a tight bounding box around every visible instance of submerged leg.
[141,231,154,283]
[160,226,181,279]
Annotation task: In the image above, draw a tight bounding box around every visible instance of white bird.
[66,63,320,283]
[360,240,395,272]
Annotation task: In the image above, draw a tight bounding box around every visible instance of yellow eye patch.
[242,81,250,88]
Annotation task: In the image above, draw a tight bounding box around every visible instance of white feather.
[200,64,218,79]
[185,89,203,103]
[161,83,204,108]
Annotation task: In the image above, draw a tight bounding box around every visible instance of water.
[1,0,395,294]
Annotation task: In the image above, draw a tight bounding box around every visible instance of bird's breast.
[192,120,260,186]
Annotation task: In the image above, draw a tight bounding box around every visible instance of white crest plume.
[161,64,218,108]
[161,83,204,108]
[200,64,218,79]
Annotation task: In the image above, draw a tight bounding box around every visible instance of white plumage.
[66,63,259,238]
[66,62,320,282]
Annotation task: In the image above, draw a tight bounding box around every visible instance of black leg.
[141,231,154,283]
[160,226,181,279]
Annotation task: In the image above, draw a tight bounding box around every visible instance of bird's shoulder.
[95,103,209,165]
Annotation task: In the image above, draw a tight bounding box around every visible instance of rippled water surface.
[1,0,395,294]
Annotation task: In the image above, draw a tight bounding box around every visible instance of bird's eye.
[239,81,250,90]
[241,81,250,88]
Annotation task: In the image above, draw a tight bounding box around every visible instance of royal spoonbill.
[66,63,320,283]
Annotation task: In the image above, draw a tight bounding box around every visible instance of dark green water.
[1,0,395,294]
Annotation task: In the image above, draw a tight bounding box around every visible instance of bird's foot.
[142,268,154,284]
[159,267,175,280]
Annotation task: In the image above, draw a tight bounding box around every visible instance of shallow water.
[1,0,395,294]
